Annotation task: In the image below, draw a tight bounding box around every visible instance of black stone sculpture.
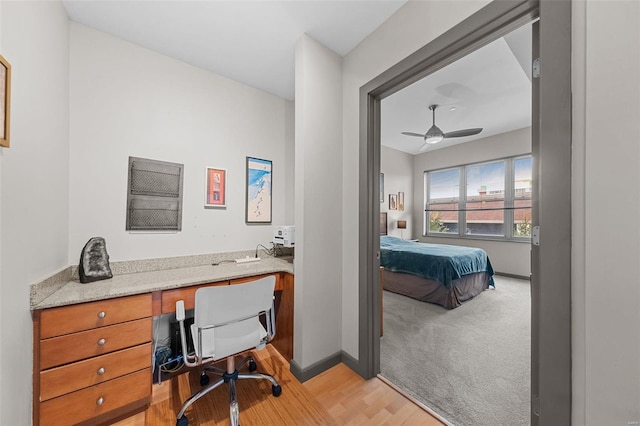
[79,237,113,283]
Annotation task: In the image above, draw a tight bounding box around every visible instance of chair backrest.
[192,275,276,360]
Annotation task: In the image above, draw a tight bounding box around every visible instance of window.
[426,168,459,234]
[513,156,532,237]
[425,155,532,241]
[466,161,505,236]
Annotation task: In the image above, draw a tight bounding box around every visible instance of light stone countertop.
[30,254,294,311]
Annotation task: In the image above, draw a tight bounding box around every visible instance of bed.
[380,213,495,309]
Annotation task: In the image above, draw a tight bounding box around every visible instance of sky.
[428,157,531,200]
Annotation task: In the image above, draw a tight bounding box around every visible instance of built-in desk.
[30,254,294,426]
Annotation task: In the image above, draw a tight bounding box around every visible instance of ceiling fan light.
[425,134,444,144]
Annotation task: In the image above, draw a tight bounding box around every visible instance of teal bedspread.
[380,236,495,289]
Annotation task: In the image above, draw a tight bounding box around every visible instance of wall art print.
[245,157,272,223]
[205,167,226,208]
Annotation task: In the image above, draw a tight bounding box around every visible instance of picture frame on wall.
[380,173,384,203]
[398,192,404,211]
[246,157,272,223]
[389,194,397,210]
[0,54,11,148]
[205,167,226,208]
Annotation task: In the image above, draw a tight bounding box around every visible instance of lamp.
[425,133,444,144]
[397,220,407,239]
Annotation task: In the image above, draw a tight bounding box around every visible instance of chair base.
[175,354,281,426]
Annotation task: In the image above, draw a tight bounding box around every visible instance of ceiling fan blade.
[443,128,483,138]
[401,132,425,138]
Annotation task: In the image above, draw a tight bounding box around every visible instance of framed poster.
[380,173,385,203]
[245,157,272,223]
[0,54,11,148]
[205,167,226,208]
[398,192,404,211]
[389,194,397,210]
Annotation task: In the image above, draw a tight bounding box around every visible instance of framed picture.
[205,167,226,208]
[0,54,11,148]
[246,157,272,223]
[380,173,384,203]
[389,194,397,210]
[398,192,404,211]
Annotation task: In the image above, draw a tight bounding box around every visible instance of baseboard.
[494,271,530,281]
[289,350,360,383]
[340,350,360,376]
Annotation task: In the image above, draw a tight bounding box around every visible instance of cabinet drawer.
[161,281,228,314]
[39,368,150,426]
[40,294,152,339]
[40,319,151,370]
[40,343,151,401]
[230,273,282,290]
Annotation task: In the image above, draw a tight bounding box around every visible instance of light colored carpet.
[380,276,530,426]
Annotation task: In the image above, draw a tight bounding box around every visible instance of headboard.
[380,212,388,235]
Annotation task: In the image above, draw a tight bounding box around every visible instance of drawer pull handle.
[97,311,106,319]
[97,367,105,375]
[97,338,106,346]
[96,397,104,406]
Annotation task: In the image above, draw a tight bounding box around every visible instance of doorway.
[357,1,571,424]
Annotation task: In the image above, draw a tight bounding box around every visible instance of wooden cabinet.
[270,272,294,361]
[33,270,294,424]
[33,294,152,426]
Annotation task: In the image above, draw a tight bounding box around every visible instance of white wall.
[284,101,295,225]
[381,145,413,239]
[294,34,343,368]
[575,1,640,424]
[413,127,531,276]
[69,23,293,262]
[341,0,489,359]
[0,2,70,424]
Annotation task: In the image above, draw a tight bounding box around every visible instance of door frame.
[357,0,571,424]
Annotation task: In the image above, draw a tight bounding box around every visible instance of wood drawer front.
[40,319,151,370]
[39,368,150,426]
[40,294,152,339]
[161,281,228,314]
[230,273,282,290]
[40,343,151,401]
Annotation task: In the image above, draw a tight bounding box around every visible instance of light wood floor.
[115,345,443,425]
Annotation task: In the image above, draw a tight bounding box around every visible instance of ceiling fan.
[402,105,482,152]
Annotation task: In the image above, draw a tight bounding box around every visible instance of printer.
[273,226,295,247]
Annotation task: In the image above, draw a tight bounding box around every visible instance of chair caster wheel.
[248,360,257,372]
[272,384,282,397]
[200,372,210,386]
[176,415,188,426]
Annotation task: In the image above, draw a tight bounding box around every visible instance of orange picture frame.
[0,54,11,148]
[205,167,226,208]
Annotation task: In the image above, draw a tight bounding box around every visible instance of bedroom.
[378,22,532,425]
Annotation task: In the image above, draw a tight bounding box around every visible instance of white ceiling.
[62,1,531,155]
[62,0,407,101]
[382,23,532,155]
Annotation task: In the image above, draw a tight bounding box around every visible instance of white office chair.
[174,275,282,426]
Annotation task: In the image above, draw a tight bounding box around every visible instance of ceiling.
[62,1,531,156]
[382,23,532,155]
[62,0,407,101]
